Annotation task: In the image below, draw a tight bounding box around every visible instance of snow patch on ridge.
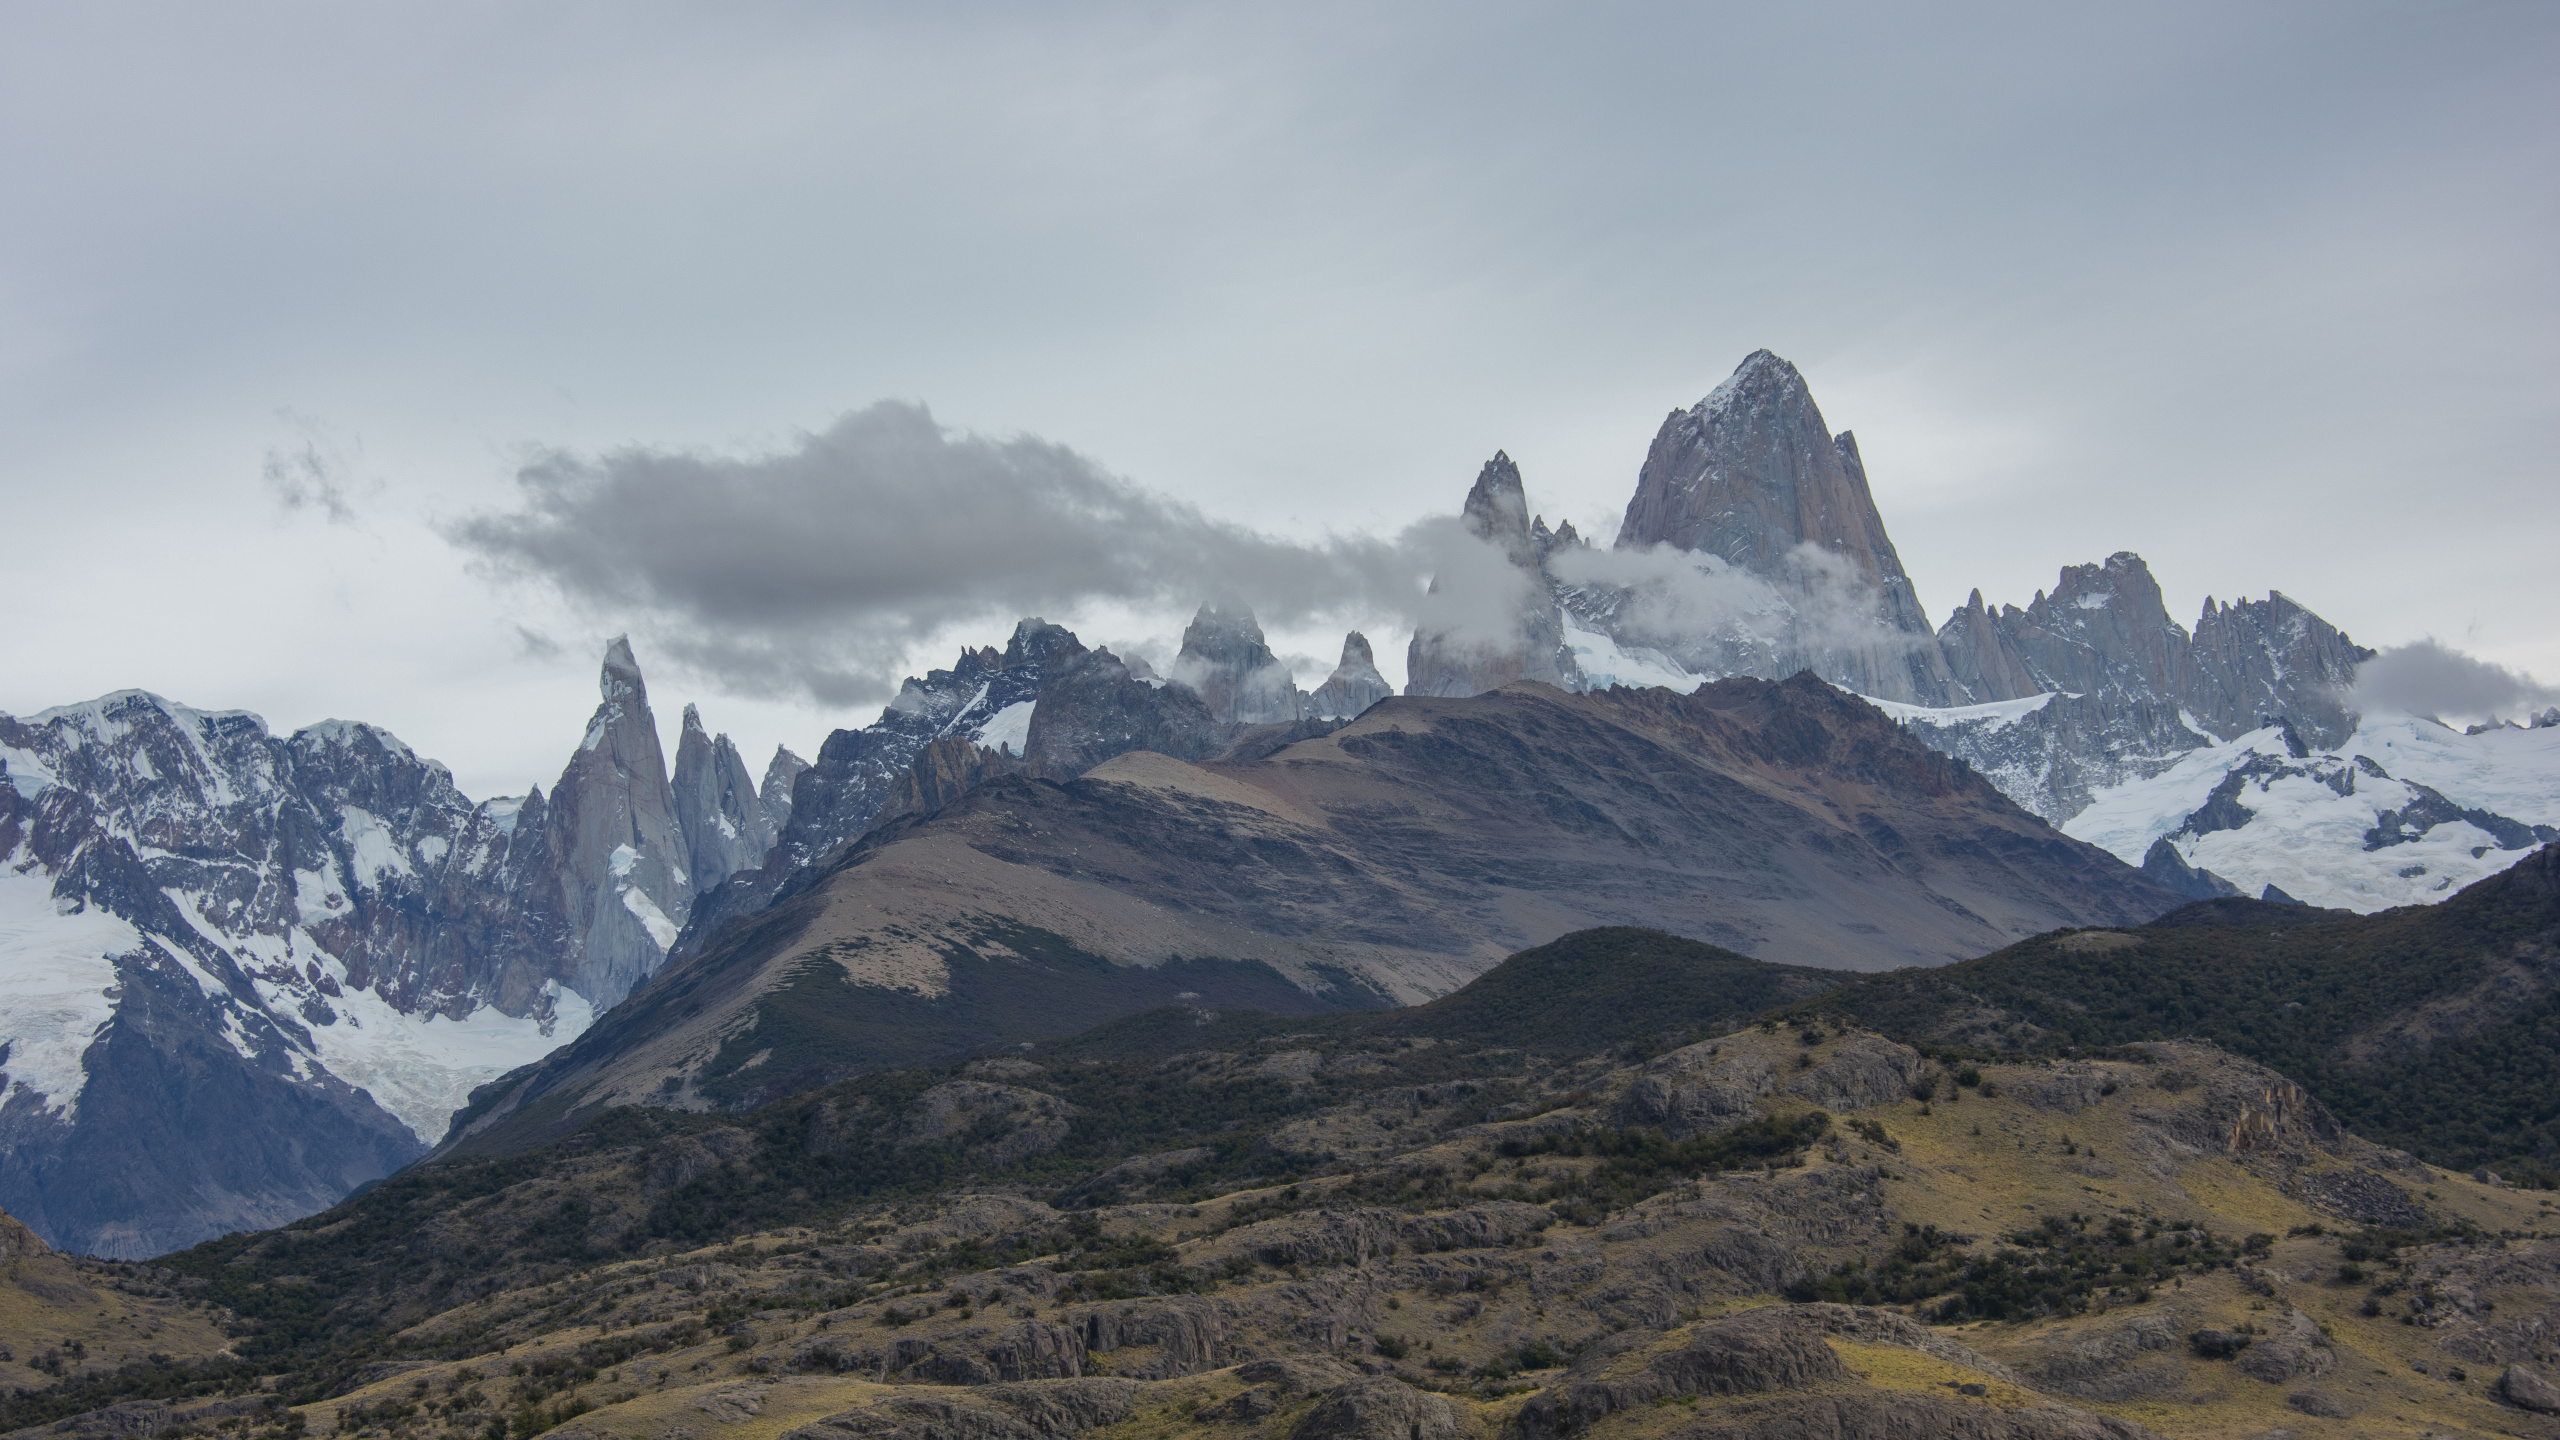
[973,700,1037,755]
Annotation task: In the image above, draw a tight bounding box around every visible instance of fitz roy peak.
[0,640,770,1256]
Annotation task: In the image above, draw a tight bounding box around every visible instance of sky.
[4,2,2555,801]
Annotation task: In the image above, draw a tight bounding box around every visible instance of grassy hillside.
[1797,842,2560,1184]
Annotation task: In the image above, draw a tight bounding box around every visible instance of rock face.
[547,638,694,1007]
[1612,352,1950,704]
[672,705,777,898]
[1169,603,1304,724]
[1407,453,1583,697]
[0,641,781,1255]
[1305,633,1394,719]
[757,744,808,837]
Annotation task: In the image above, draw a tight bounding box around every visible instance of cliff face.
[1612,352,1951,704]
[1170,604,1305,724]
[1407,453,1583,697]
[1306,632,1394,719]
[672,705,776,897]
[541,638,694,1009]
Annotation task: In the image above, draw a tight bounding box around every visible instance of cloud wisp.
[450,402,1481,705]
[2352,638,2557,725]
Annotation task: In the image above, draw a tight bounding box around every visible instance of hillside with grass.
[4,917,2558,1440]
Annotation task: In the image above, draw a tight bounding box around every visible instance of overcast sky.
[5,2,2554,800]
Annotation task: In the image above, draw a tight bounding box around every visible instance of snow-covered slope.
[2063,715,2560,911]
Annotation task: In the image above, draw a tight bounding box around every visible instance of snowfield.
[2065,715,2560,911]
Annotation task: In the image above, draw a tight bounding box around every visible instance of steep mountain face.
[1897,566,2376,824]
[546,639,694,1008]
[1407,454,1583,698]
[671,706,776,897]
[1612,352,1950,704]
[677,613,1383,959]
[1169,603,1305,724]
[756,744,807,837]
[1305,631,1394,719]
[0,643,778,1255]
[436,674,2175,1157]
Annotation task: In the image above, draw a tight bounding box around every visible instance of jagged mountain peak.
[1004,617,1082,669]
[601,633,642,689]
[1461,451,1533,559]
[1173,600,1304,725]
[1308,630,1394,720]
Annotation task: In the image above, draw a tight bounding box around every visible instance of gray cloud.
[2353,639,2557,724]
[262,415,373,526]
[450,402,1480,704]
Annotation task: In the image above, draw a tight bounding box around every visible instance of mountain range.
[2,347,2550,1259]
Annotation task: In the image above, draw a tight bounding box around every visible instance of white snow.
[608,842,639,878]
[621,884,679,950]
[416,835,449,866]
[1856,690,2064,732]
[2064,715,2560,912]
[338,806,414,883]
[974,700,1037,756]
[293,866,348,923]
[480,795,525,835]
[299,980,594,1144]
[1563,618,1702,693]
[0,865,138,1120]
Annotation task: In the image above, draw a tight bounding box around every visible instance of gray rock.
[672,704,780,895]
[2287,1387,2354,1417]
[1288,1378,1458,1440]
[1170,602,1305,724]
[1306,633,1394,720]
[1407,452,1583,698]
[2504,1362,2560,1413]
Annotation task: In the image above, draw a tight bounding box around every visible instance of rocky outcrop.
[1289,1378,1457,1440]
[758,744,808,837]
[672,705,778,896]
[1021,645,1223,779]
[1306,633,1394,719]
[1407,453,1582,697]
[778,1377,1139,1440]
[1170,603,1304,724]
[1516,1308,1849,1437]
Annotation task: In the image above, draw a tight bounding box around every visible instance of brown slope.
[435,674,2176,1155]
